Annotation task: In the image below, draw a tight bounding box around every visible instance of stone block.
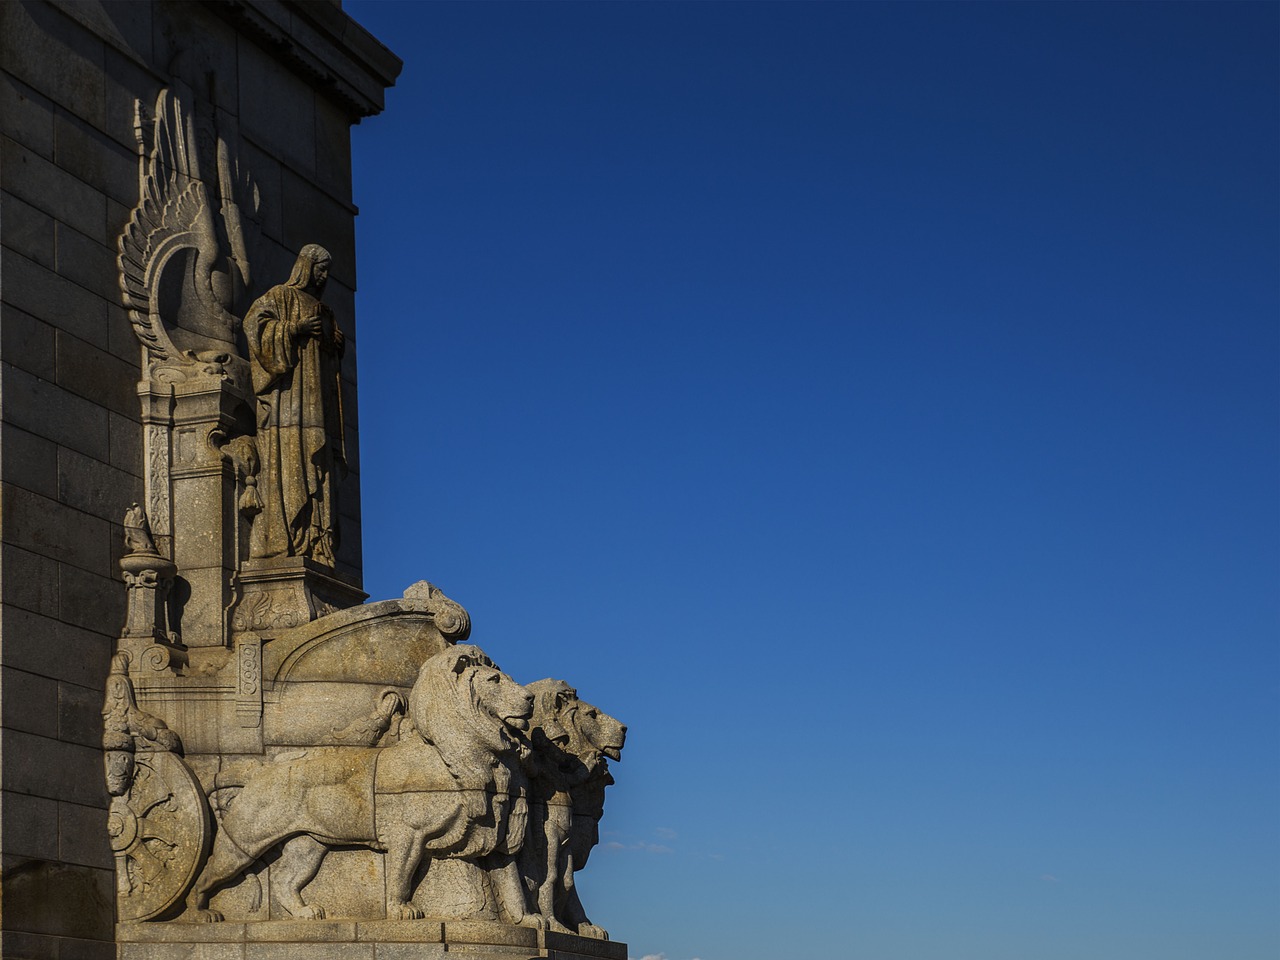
[238,36,315,177]
[241,140,284,246]
[0,71,55,158]
[324,279,357,339]
[57,800,113,870]
[0,362,111,461]
[1,929,117,960]
[107,299,142,364]
[59,562,125,635]
[444,948,540,960]
[109,410,145,476]
[0,666,59,738]
[1,191,56,269]
[119,943,246,960]
[443,920,539,948]
[315,100,353,203]
[55,1,153,69]
[0,301,57,380]
[1,543,61,616]
[54,110,140,207]
[153,3,240,112]
[0,789,59,860]
[59,680,104,748]
[56,328,140,419]
[280,168,356,289]
[1,249,111,352]
[244,944,374,960]
[356,920,444,943]
[59,935,131,960]
[102,45,163,154]
[2,483,112,573]
[118,923,249,943]
[1,729,105,807]
[246,921,358,942]
[55,224,122,315]
[0,423,59,498]
[1,135,109,243]
[0,1,106,130]
[1,606,112,689]
[371,944,447,960]
[58,444,142,520]
[544,933,627,960]
[0,857,113,939]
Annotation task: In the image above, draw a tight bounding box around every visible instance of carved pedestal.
[230,556,368,634]
[139,371,253,649]
[117,919,629,960]
[120,550,186,674]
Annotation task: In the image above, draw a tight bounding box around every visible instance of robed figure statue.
[243,244,346,566]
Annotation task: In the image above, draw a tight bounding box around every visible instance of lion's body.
[189,645,537,923]
[520,679,626,939]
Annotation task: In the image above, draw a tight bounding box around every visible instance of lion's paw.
[579,923,609,940]
[190,908,224,923]
[549,919,574,935]
[389,901,424,920]
[517,913,547,932]
[292,904,326,921]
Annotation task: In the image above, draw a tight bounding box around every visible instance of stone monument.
[0,4,629,959]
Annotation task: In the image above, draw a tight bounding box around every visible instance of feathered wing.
[117,88,259,363]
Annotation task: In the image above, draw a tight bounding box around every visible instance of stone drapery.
[243,267,346,565]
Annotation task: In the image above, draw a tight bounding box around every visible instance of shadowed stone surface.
[3,4,632,958]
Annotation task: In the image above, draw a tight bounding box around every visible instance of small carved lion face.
[528,679,627,767]
[450,646,533,750]
[410,644,534,758]
[571,698,626,763]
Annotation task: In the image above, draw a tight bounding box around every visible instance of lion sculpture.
[189,644,540,924]
[520,679,626,938]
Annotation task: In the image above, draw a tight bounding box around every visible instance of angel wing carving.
[117,87,261,367]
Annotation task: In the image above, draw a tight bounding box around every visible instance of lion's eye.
[587,710,598,719]
[487,674,500,683]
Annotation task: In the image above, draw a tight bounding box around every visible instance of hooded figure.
[242,244,346,565]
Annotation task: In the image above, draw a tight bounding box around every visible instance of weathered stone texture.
[1,2,397,953]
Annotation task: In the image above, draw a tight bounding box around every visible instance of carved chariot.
[107,88,626,946]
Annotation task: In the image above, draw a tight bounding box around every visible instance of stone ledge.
[203,0,402,118]
[116,921,625,958]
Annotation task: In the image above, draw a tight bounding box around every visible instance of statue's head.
[286,244,332,294]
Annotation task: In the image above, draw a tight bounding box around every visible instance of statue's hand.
[300,314,324,338]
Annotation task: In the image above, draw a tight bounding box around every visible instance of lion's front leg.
[381,824,426,920]
[489,853,544,931]
[539,809,573,933]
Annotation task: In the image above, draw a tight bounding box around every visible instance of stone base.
[116,920,627,960]
[230,557,368,634]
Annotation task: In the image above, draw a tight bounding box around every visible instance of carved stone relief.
[103,654,210,922]
[109,79,627,958]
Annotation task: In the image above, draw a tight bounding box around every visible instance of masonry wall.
[0,3,397,955]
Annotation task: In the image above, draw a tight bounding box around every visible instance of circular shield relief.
[110,751,211,922]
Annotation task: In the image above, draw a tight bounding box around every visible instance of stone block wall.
[0,3,399,955]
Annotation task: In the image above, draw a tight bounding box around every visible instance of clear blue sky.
[343,3,1278,959]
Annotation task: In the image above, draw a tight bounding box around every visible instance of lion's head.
[408,644,534,778]
[526,678,626,776]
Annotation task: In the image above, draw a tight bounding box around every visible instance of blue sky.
[342,3,1278,959]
